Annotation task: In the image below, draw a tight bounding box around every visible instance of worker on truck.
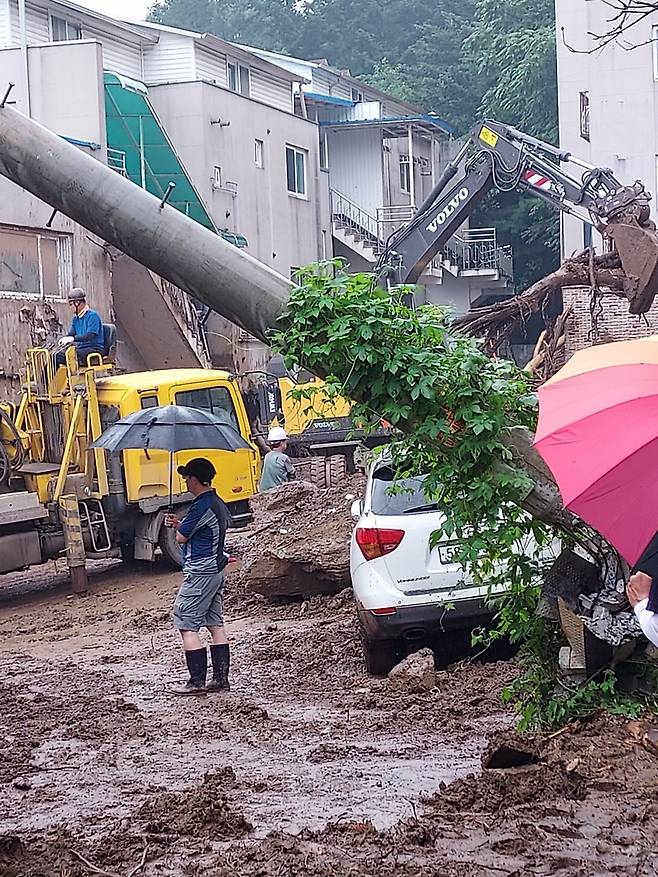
[56,288,104,367]
[260,427,296,491]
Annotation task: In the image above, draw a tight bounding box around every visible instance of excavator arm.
[379,120,658,314]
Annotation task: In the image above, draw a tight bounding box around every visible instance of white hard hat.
[267,426,288,442]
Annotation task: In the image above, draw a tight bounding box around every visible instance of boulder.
[387,648,436,693]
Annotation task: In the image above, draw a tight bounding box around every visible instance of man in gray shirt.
[260,426,296,491]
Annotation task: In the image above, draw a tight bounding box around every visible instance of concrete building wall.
[149,79,328,278]
[556,0,658,257]
[326,126,384,216]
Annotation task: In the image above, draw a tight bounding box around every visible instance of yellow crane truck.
[0,345,260,588]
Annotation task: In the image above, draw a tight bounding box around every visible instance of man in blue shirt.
[55,288,105,367]
[164,457,232,695]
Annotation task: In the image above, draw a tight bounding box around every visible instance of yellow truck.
[0,345,260,583]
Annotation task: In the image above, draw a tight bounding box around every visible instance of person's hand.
[59,335,75,346]
[627,571,652,607]
[164,513,179,529]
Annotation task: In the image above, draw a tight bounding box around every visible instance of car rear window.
[370,467,431,515]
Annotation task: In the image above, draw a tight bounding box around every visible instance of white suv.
[350,460,507,675]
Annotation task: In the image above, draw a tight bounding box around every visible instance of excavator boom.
[379,120,658,314]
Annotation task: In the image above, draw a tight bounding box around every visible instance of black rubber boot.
[207,644,230,692]
[171,647,207,695]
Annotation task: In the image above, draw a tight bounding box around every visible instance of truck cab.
[96,368,260,525]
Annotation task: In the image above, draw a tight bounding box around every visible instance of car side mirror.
[351,499,363,522]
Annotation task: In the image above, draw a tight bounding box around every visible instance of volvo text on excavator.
[377,120,658,315]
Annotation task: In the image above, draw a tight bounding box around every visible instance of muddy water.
[0,563,486,840]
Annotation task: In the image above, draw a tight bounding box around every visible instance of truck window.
[140,395,158,409]
[175,386,239,431]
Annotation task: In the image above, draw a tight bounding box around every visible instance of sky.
[74,0,152,21]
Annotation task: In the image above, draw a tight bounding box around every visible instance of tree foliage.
[274,263,657,729]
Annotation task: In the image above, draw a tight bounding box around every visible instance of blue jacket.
[178,490,231,575]
[70,308,104,351]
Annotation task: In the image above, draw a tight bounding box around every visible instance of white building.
[244,47,514,314]
[556,0,658,257]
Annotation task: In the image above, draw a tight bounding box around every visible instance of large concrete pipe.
[0,101,291,343]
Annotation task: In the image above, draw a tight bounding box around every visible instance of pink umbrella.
[534,337,658,566]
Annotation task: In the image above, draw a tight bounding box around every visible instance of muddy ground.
[0,557,657,876]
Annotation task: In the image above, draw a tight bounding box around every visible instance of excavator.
[0,102,657,594]
[379,119,658,314]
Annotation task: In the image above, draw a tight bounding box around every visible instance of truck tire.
[327,455,346,487]
[158,505,190,569]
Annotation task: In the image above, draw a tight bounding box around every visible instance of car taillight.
[355,527,405,561]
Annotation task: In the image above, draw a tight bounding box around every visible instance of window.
[140,395,159,409]
[400,155,411,194]
[351,87,364,102]
[654,25,658,79]
[286,145,306,196]
[370,469,431,516]
[254,139,264,168]
[579,91,590,141]
[51,14,82,41]
[175,386,239,432]
[213,166,222,189]
[319,134,328,171]
[583,222,593,249]
[227,61,250,96]
[0,227,72,300]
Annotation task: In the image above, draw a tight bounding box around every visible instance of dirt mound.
[138,767,252,840]
[232,474,364,599]
[431,759,588,814]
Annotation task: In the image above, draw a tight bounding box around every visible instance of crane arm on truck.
[378,120,658,315]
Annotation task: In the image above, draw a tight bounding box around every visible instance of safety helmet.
[267,426,288,442]
[68,288,86,302]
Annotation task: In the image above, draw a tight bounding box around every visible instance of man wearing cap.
[260,427,296,491]
[164,457,232,695]
[56,288,105,367]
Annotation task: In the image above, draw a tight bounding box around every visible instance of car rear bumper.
[357,597,495,641]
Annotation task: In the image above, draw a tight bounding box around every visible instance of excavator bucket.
[607,221,658,314]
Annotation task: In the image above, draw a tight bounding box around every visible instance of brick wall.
[562,285,658,361]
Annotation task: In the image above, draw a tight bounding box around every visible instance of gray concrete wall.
[556,0,658,257]
[148,79,329,280]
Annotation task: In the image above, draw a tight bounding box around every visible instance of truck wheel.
[327,455,346,487]
[159,523,183,568]
[158,506,190,569]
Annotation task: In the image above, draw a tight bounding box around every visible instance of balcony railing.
[107,147,127,176]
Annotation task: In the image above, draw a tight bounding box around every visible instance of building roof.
[235,44,454,134]
[41,0,157,43]
[320,114,454,136]
[129,21,308,84]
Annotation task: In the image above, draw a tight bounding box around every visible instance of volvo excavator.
[379,119,658,314]
[0,102,657,594]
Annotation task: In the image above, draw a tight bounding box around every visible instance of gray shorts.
[172,570,226,632]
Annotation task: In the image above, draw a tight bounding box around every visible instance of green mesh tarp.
[104,71,216,231]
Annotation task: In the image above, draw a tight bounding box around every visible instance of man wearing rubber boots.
[164,457,232,695]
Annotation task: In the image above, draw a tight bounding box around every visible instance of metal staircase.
[330,188,513,283]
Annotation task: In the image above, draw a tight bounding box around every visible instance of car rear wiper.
[402,502,441,514]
